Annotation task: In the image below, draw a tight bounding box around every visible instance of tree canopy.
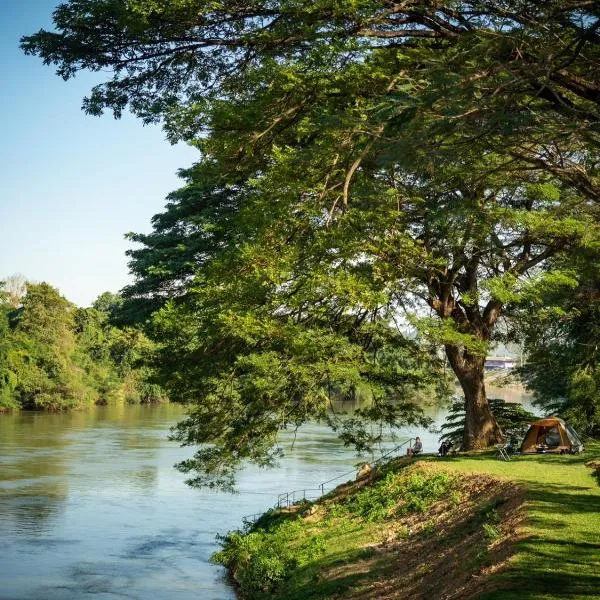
[22,0,600,487]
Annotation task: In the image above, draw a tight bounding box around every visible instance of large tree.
[144,95,591,471]
[21,1,600,483]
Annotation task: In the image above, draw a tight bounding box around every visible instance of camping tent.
[520,417,584,454]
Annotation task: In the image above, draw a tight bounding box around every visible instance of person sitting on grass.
[407,436,423,457]
[438,439,453,457]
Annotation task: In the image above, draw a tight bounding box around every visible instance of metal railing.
[242,437,415,524]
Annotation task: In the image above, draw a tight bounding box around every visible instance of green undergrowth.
[212,465,458,599]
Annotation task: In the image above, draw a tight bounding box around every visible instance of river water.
[0,388,533,599]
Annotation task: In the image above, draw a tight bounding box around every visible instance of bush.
[212,520,326,599]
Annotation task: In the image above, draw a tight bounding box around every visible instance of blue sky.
[0,1,197,306]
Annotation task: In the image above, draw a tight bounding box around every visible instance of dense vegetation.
[214,465,460,598]
[0,280,166,412]
[21,1,600,487]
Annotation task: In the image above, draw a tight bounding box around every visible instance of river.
[0,388,533,599]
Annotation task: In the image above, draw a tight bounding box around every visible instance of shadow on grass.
[480,485,600,599]
[482,571,600,600]
[483,537,600,598]
[424,449,600,598]
[524,483,600,538]
[481,536,600,599]
[274,546,388,600]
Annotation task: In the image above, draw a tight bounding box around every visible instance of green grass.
[213,465,461,599]
[429,444,600,599]
[217,446,600,599]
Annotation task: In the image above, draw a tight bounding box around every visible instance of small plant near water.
[212,520,327,599]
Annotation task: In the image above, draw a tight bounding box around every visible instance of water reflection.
[0,388,532,599]
[0,404,238,600]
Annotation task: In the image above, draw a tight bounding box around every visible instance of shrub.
[212,520,326,598]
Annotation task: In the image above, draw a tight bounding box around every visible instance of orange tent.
[520,417,584,454]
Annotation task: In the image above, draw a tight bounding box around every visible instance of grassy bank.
[214,444,600,599]
[432,448,600,599]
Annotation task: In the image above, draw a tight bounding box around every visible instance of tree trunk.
[445,346,503,450]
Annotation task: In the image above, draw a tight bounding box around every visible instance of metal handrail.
[242,437,415,523]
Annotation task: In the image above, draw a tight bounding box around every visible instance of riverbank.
[215,445,600,599]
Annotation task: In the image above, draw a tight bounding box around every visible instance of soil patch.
[321,470,525,599]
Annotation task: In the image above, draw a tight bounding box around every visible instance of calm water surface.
[0,390,532,599]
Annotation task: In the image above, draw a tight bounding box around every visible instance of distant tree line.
[0,279,166,412]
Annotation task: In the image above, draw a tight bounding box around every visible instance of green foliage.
[482,523,501,541]
[0,282,167,411]
[21,1,600,151]
[479,502,502,541]
[145,79,593,481]
[213,521,327,598]
[518,256,600,437]
[21,0,600,479]
[0,307,19,411]
[7,283,87,410]
[343,468,456,522]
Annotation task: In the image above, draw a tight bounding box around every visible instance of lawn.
[430,444,600,599]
